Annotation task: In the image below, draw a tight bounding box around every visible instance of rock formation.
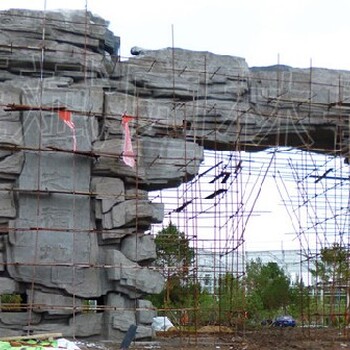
[0,8,349,340]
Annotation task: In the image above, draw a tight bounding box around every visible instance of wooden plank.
[0,333,62,341]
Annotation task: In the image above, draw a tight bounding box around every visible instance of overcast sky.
[1,0,350,70]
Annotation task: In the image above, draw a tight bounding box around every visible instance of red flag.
[122,114,135,168]
[58,110,77,151]
[58,110,71,123]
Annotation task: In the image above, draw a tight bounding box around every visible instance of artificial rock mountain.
[0,9,349,339]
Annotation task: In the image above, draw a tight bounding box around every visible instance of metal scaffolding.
[0,3,349,346]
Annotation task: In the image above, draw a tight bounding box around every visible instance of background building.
[196,248,316,293]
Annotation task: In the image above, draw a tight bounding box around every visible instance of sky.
[0,0,349,253]
[150,149,350,252]
[1,0,350,70]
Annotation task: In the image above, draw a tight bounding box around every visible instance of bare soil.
[132,327,350,350]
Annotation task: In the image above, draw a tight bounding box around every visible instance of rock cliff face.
[0,9,349,340]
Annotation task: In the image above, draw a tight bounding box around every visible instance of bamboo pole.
[0,333,62,341]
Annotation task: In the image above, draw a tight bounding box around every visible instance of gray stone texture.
[0,152,24,180]
[27,289,83,315]
[121,234,157,263]
[103,292,134,340]
[105,249,164,295]
[0,184,16,219]
[68,313,103,337]
[0,312,41,326]
[0,277,18,294]
[102,200,164,230]
[135,325,154,340]
[92,177,125,213]
[0,7,348,342]
[137,299,156,324]
[0,252,4,271]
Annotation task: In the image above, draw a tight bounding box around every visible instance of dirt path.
[134,328,350,350]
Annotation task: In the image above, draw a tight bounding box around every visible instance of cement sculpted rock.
[0,8,348,341]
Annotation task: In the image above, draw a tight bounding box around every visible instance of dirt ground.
[128,327,350,350]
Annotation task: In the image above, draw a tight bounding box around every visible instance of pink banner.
[58,110,77,151]
[122,114,135,168]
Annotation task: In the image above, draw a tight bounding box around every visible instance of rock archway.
[0,8,348,340]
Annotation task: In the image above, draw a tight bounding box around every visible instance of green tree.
[245,258,291,319]
[197,291,218,325]
[154,222,194,278]
[152,222,195,307]
[311,243,350,284]
[217,273,245,327]
[288,278,311,323]
[310,243,350,326]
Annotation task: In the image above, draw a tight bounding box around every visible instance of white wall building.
[196,248,316,293]
[196,249,227,293]
[245,249,316,285]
